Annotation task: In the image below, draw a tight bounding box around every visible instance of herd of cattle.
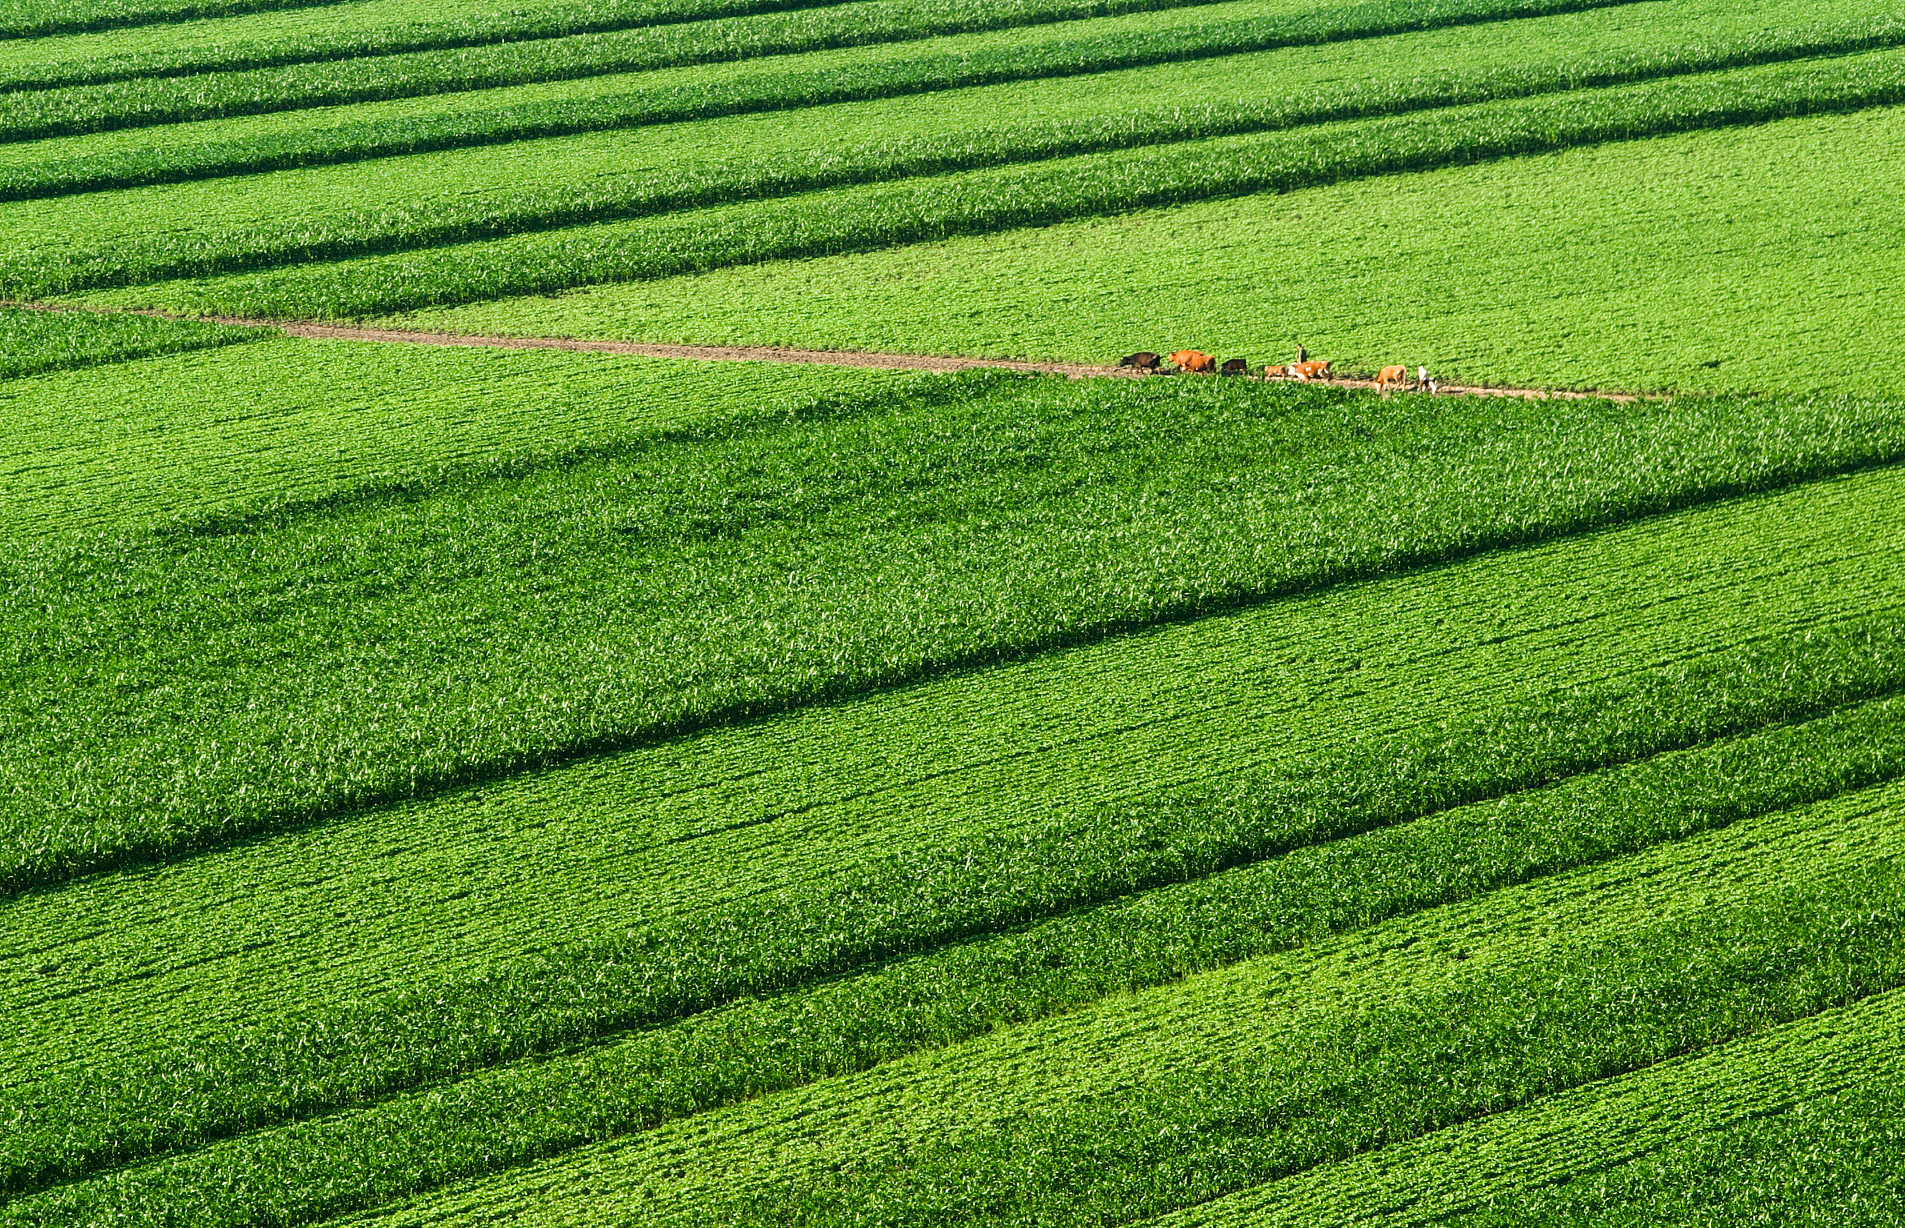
[1118,349,1439,393]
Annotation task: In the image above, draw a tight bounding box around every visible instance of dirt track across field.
[11,301,1641,400]
[271,322,1643,401]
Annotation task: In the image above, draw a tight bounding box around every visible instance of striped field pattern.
[4,0,1905,1223]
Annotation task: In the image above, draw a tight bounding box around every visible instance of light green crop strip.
[0,0,532,79]
[1146,985,1905,1227]
[319,779,1905,1225]
[0,0,1887,296]
[385,102,1905,398]
[0,0,358,40]
[15,689,1905,1227]
[69,45,1905,326]
[0,338,907,539]
[0,0,1338,140]
[7,464,1901,1083]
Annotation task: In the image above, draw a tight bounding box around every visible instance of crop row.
[0,0,925,91]
[0,306,267,386]
[0,0,1643,149]
[85,44,1905,320]
[241,780,1905,1227]
[7,0,1895,296]
[0,338,904,540]
[430,102,1905,398]
[6,464,1904,1202]
[7,368,1905,891]
[1432,1094,1905,1226]
[0,0,343,41]
[16,454,1883,1067]
[11,693,1905,1225]
[1156,986,1905,1227]
[0,0,1655,207]
[0,0,1228,93]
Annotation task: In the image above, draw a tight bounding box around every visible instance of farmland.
[0,337,906,538]
[4,0,1905,1222]
[0,305,266,378]
[366,96,1905,395]
[4,0,1900,299]
[9,372,1905,890]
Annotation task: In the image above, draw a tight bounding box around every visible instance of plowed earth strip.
[3,302,1642,398]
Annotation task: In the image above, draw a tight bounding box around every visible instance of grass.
[0,0,1584,141]
[7,0,1899,297]
[6,0,1904,1217]
[10,679,1905,1225]
[0,0,996,91]
[0,338,908,540]
[0,306,268,381]
[0,0,347,40]
[5,370,1904,893]
[0,0,1641,193]
[276,782,1905,1227]
[3,435,1901,1216]
[1433,1086,1905,1227]
[384,102,1905,397]
[76,47,1905,323]
[1152,989,1905,1227]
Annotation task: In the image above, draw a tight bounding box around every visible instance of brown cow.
[1375,364,1409,393]
[1288,359,1331,381]
[1167,349,1215,374]
[1219,358,1249,376]
[1119,351,1161,372]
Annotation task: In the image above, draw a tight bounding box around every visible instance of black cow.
[1219,358,1249,376]
[1118,351,1161,372]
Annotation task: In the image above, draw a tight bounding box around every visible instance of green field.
[5,0,1905,1222]
[5,0,1898,298]
[0,337,905,537]
[370,98,1905,394]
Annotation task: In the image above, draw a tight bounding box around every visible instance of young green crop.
[240,785,1905,1227]
[0,0,1661,204]
[7,396,1897,1195]
[0,0,933,92]
[0,0,346,40]
[1158,991,1905,1227]
[10,683,1904,1224]
[7,0,1898,297]
[4,440,1903,1209]
[0,339,907,540]
[86,45,1905,321]
[1430,1084,1905,1228]
[5,371,1905,894]
[394,103,1905,398]
[0,306,269,380]
[0,0,1639,146]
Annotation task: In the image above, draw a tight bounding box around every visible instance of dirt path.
[14,301,1641,400]
[274,323,1136,379]
[271,323,1643,400]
